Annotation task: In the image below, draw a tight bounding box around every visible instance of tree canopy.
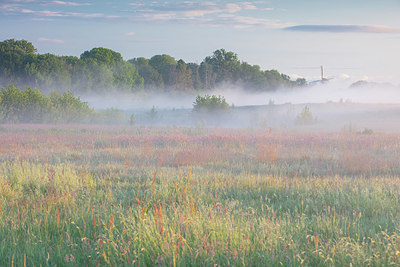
[0,39,307,94]
[80,47,123,66]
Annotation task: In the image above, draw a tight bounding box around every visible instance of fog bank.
[81,79,400,111]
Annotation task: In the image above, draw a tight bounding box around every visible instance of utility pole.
[320,65,324,81]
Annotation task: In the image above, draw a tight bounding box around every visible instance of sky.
[1,0,400,84]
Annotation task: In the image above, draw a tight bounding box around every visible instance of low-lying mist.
[215,80,400,106]
[77,79,400,132]
[82,79,400,110]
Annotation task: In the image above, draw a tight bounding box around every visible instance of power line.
[291,66,360,70]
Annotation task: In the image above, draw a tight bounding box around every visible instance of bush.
[148,105,158,120]
[192,94,230,113]
[358,128,373,135]
[96,107,126,124]
[129,114,136,126]
[47,91,94,123]
[0,84,95,123]
[295,105,316,125]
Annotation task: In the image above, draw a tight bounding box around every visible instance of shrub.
[0,84,96,123]
[295,105,316,125]
[129,114,136,126]
[96,107,125,124]
[47,91,94,123]
[358,128,373,135]
[192,94,230,113]
[148,105,158,120]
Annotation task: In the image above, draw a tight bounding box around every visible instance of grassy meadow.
[1,125,400,266]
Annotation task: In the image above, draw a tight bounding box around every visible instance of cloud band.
[284,25,400,34]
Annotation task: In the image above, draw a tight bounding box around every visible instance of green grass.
[1,125,400,266]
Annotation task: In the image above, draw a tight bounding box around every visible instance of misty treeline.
[0,39,306,94]
[0,84,126,124]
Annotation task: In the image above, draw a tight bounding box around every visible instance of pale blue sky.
[1,0,400,83]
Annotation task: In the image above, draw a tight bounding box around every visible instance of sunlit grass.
[1,125,400,265]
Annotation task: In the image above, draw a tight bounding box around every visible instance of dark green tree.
[238,63,269,90]
[0,39,36,54]
[0,39,37,82]
[129,58,164,90]
[80,47,143,92]
[113,61,143,91]
[80,47,123,66]
[1,39,306,94]
[24,53,71,90]
[203,49,241,87]
[149,54,177,89]
[187,63,203,90]
[175,59,193,91]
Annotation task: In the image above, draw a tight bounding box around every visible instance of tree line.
[0,84,126,124]
[0,39,306,94]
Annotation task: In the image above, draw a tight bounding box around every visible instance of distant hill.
[349,80,397,89]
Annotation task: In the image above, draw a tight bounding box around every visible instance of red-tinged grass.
[1,125,400,265]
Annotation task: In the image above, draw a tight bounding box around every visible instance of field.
[1,125,400,266]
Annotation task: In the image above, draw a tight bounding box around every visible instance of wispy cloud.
[284,25,400,34]
[37,37,65,44]
[216,14,293,29]
[32,17,54,21]
[241,2,257,10]
[9,0,35,2]
[125,32,135,36]
[132,2,225,18]
[22,9,63,17]
[225,3,241,13]
[127,1,281,28]
[130,1,271,18]
[47,1,91,6]
[128,3,144,8]
[0,4,21,11]
[21,8,119,19]
[3,0,276,27]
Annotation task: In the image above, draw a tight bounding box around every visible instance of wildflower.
[64,254,75,262]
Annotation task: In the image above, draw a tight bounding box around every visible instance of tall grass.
[1,125,400,265]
